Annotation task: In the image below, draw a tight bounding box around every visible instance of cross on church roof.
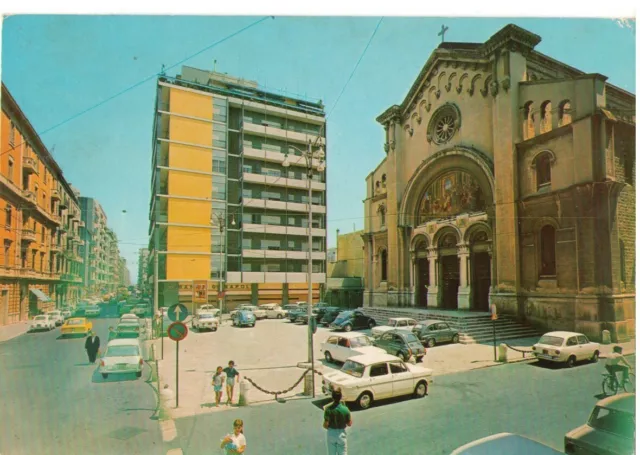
[438,24,449,43]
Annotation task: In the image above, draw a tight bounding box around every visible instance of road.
[172,355,635,454]
[0,303,165,455]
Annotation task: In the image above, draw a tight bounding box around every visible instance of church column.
[457,243,471,310]
[409,251,416,306]
[487,246,494,307]
[427,247,439,308]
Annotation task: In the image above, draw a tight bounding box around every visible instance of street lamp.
[282,139,326,397]
[211,212,236,317]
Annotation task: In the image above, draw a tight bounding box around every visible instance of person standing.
[223,360,240,405]
[219,419,246,454]
[323,388,352,455]
[212,366,224,407]
[85,331,101,364]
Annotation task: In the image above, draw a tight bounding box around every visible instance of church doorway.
[441,255,459,310]
[472,252,491,311]
[417,258,429,307]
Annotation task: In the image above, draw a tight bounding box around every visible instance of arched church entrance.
[413,238,429,308]
[470,230,491,311]
[437,232,460,310]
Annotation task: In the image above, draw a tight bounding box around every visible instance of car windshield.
[588,406,635,439]
[341,360,365,378]
[34,316,47,321]
[106,346,140,357]
[68,320,84,325]
[350,336,373,348]
[538,335,564,346]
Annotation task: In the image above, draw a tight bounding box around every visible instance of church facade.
[362,24,635,342]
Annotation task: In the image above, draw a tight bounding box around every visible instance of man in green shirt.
[323,388,352,455]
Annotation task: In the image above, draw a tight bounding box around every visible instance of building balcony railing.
[22,156,38,175]
[59,199,68,209]
[19,268,60,280]
[242,223,326,238]
[241,248,326,261]
[51,189,61,201]
[23,190,37,206]
[50,243,62,253]
[242,172,326,191]
[21,229,36,243]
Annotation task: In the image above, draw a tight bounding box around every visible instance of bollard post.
[238,379,249,406]
[602,330,611,345]
[498,343,508,362]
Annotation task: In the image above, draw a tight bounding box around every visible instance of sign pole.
[175,340,179,408]
[491,303,497,361]
[161,313,164,360]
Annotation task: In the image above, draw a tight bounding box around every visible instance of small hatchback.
[99,339,144,379]
[412,320,459,347]
[373,329,426,363]
[232,310,256,328]
[532,331,600,367]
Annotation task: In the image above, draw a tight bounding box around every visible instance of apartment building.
[118,257,131,287]
[149,66,327,309]
[79,197,111,295]
[137,248,149,293]
[1,83,84,326]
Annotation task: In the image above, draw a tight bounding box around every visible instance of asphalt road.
[173,354,635,455]
[0,303,165,455]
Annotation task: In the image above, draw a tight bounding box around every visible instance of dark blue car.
[232,310,256,328]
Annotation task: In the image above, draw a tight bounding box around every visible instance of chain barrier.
[243,368,324,401]
[504,343,534,359]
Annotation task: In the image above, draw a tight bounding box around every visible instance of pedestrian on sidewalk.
[223,361,240,405]
[84,331,101,364]
[212,366,224,407]
[220,418,246,454]
[323,388,352,455]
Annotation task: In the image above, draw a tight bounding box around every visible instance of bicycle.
[601,369,635,396]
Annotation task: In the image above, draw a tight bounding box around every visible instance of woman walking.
[223,360,240,405]
[220,419,246,454]
[212,366,224,407]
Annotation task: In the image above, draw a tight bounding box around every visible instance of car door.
[436,323,451,342]
[565,336,580,359]
[375,332,393,354]
[368,363,393,399]
[577,335,592,361]
[323,336,339,360]
[389,360,415,396]
[335,337,352,362]
[389,333,406,357]
[353,311,366,329]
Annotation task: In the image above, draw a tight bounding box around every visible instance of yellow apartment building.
[149,66,327,311]
[1,83,84,326]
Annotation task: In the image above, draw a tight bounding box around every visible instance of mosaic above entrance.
[418,170,486,223]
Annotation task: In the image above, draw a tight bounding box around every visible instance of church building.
[362,24,635,342]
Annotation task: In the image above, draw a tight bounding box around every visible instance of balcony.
[243,146,325,170]
[243,198,326,214]
[242,248,325,261]
[59,199,68,209]
[242,172,326,191]
[239,272,326,284]
[242,121,325,146]
[50,243,62,253]
[243,223,326,238]
[51,189,61,201]
[21,229,36,243]
[23,190,37,206]
[22,156,38,175]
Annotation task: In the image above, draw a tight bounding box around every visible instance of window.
[44,168,48,184]
[242,188,253,200]
[9,121,15,146]
[242,164,253,174]
[558,100,572,127]
[566,337,578,347]
[39,253,44,272]
[261,239,281,250]
[379,206,386,228]
[4,205,11,228]
[7,157,14,182]
[427,103,460,145]
[380,249,388,281]
[262,215,281,226]
[578,335,590,345]
[213,98,228,122]
[327,337,338,345]
[211,175,226,201]
[523,101,535,139]
[389,362,408,373]
[242,238,253,249]
[536,153,552,189]
[31,250,36,269]
[381,332,394,342]
[397,320,408,327]
[261,190,281,201]
[540,101,552,133]
[41,226,45,242]
[212,149,226,174]
[437,323,449,330]
[540,225,556,277]
[369,363,389,377]
[213,123,227,149]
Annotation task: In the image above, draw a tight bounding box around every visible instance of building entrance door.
[472,252,491,311]
[441,255,459,309]
[417,258,429,307]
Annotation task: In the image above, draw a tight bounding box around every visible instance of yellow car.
[61,317,93,337]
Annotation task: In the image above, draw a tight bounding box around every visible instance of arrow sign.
[168,303,188,322]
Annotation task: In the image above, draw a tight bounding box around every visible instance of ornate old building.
[362,24,635,342]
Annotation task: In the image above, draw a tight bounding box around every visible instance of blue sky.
[1,16,636,280]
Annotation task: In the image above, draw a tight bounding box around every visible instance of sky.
[0,15,636,282]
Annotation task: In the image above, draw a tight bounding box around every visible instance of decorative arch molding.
[410,233,430,251]
[468,74,482,96]
[533,216,560,233]
[433,225,462,247]
[457,73,469,94]
[399,146,495,227]
[445,72,457,92]
[463,221,493,244]
[529,149,557,168]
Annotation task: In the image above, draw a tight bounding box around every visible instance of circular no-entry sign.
[167,321,188,342]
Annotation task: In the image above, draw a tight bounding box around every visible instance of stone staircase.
[360,307,541,344]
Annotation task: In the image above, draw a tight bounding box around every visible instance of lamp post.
[211,213,236,317]
[283,139,326,398]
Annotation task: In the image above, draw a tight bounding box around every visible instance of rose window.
[434,114,456,143]
[427,103,461,145]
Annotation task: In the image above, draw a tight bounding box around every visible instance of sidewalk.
[0,321,30,343]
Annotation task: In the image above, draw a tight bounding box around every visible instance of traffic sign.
[167,321,188,342]
[218,291,225,299]
[168,303,188,322]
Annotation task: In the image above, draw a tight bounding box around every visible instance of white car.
[532,331,600,367]
[29,315,55,332]
[451,433,563,454]
[131,305,148,317]
[371,317,419,338]
[196,304,217,314]
[321,353,433,410]
[61,310,72,320]
[120,313,140,323]
[230,304,258,318]
[99,338,144,379]
[191,312,220,332]
[46,310,64,326]
[321,332,387,364]
[261,303,288,319]
[85,305,101,317]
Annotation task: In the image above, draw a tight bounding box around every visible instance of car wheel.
[591,350,599,363]
[426,338,436,348]
[102,373,108,379]
[136,371,142,378]
[344,324,352,332]
[566,355,576,368]
[357,392,373,410]
[213,327,218,332]
[368,320,376,329]
[414,381,427,398]
[416,356,424,363]
[277,314,283,319]
[324,351,334,363]
[452,334,460,344]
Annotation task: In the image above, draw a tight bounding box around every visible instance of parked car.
[232,310,256,327]
[114,321,143,339]
[371,317,419,338]
[131,305,149,317]
[191,311,219,332]
[315,305,341,321]
[320,307,343,326]
[61,317,93,337]
[229,304,257,319]
[532,331,600,367]
[451,433,563,454]
[84,305,101,317]
[99,338,144,379]
[119,303,135,316]
[196,304,217,315]
[374,329,426,362]
[564,393,635,455]
[258,303,286,319]
[29,315,55,332]
[330,310,377,332]
[321,353,433,410]
[61,309,72,320]
[294,308,320,324]
[252,306,267,320]
[46,310,64,326]
[288,307,307,322]
[412,320,459,347]
[320,332,387,363]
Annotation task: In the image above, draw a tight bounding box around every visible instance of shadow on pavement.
[527,359,596,370]
[311,393,426,412]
